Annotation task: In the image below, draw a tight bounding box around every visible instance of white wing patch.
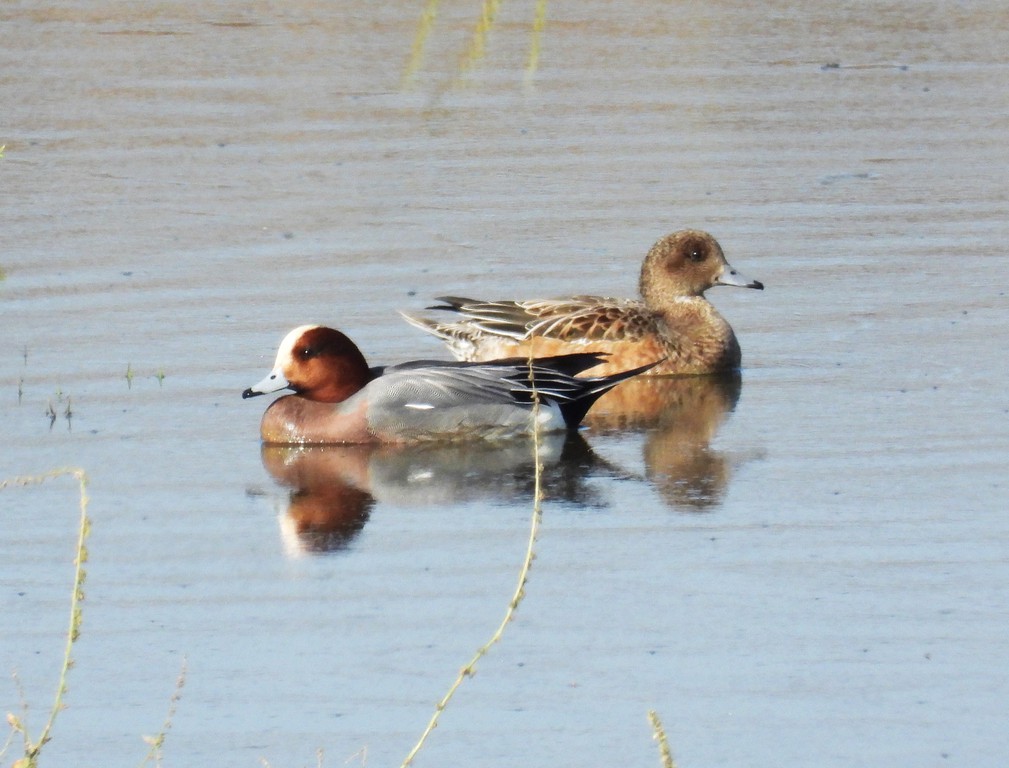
[537,402,565,428]
[404,402,436,410]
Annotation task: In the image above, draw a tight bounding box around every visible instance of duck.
[400,229,763,377]
[242,325,660,444]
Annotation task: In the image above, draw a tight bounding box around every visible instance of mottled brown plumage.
[401,229,763,376]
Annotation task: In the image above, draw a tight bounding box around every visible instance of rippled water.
[3,2,1008,766]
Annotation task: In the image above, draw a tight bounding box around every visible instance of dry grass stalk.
[525,0,548,82]
[139,659,187,767]
[648,710,678,768]
[399,352,546,767]
[1,468,90,768]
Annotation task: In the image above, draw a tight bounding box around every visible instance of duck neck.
[664,294,723,321]
[311,355,374,403]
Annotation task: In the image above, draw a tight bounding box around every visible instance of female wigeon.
[242,325,659,444]
[401,229,763,376]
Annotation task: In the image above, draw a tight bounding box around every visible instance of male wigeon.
[401,229,763,376]
[242,325,659,444]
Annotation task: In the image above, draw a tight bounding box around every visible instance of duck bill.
[716,263,764,290]
[242,368,291,399]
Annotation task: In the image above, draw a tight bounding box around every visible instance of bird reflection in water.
[584,371,743,512]
[260,371,747,554]
[261,444,375,555]
[260,433,609,555]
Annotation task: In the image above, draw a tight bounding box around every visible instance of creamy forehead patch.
[274,324,321,367]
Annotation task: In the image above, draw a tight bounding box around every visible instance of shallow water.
[3,1,1008,766]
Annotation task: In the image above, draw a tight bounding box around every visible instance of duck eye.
[687,247,706,263]
[298,346,316,360]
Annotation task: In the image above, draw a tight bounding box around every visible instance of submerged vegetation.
[45,390,73,430]
[15,346,166,431]
[126,363,167,389]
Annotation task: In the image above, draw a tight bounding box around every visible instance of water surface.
[2,2,1008,766]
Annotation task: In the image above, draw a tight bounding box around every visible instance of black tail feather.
[553,358,664,428]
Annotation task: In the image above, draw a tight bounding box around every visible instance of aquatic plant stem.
[402,0,440,85]
[1,468,90,767]
[648,710,678,768]
[139,659,187,768]
[525,0,548,82]
[399,356,545,768]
